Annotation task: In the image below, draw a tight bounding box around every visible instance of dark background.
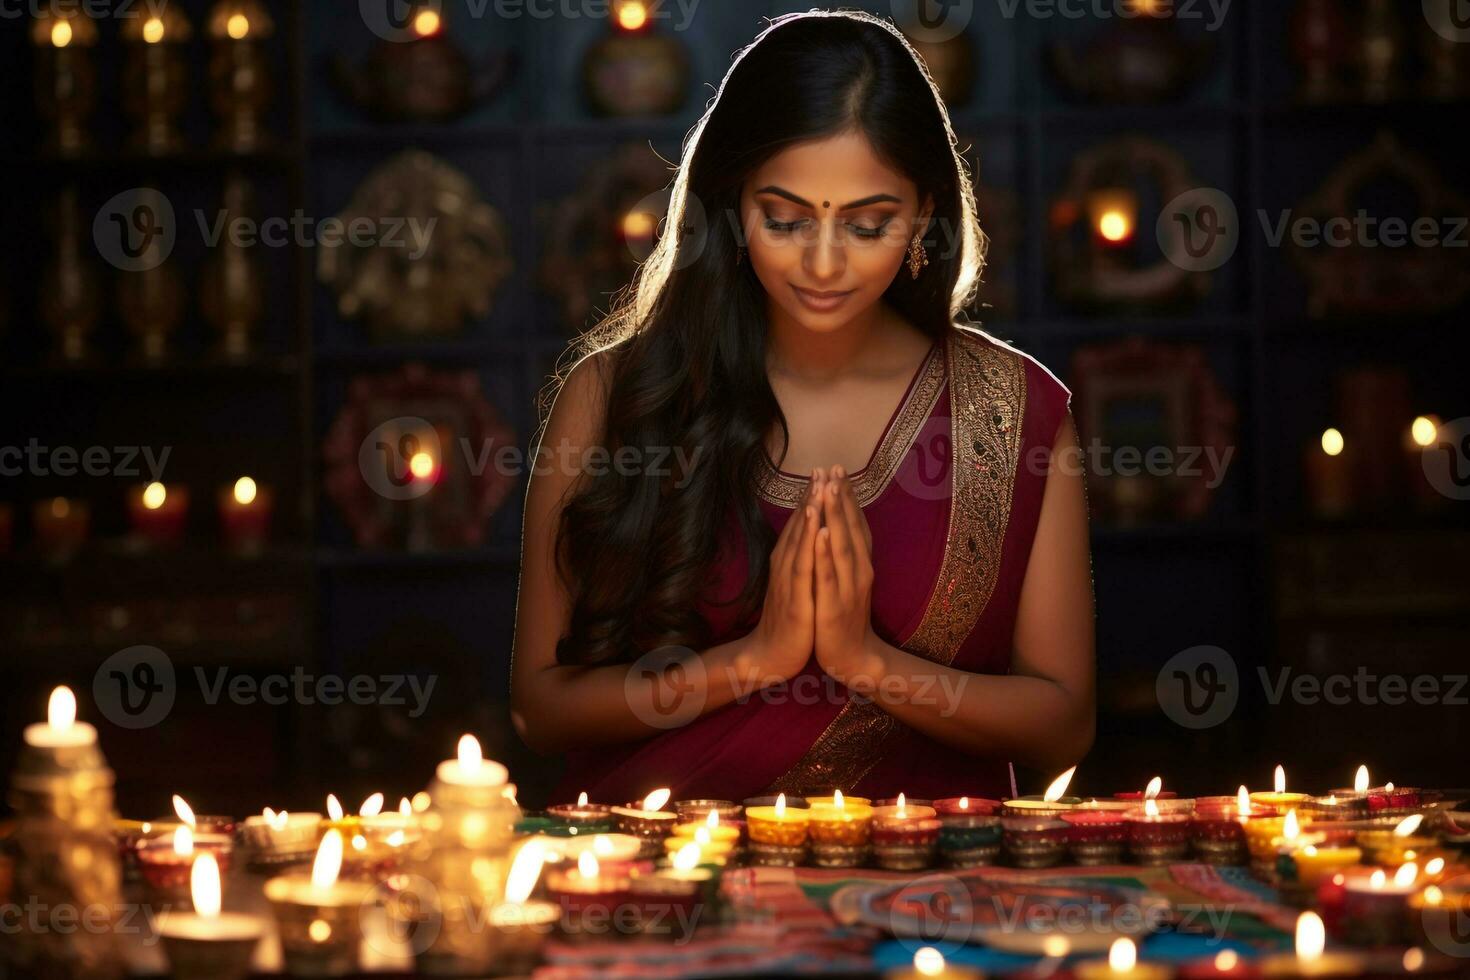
[2,1,1467,821]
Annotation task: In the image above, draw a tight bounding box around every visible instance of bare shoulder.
[539,343,621,451]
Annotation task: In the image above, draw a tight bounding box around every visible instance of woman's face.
[738,130,933,332]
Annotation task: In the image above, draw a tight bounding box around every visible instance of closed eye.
[763,217,893,239]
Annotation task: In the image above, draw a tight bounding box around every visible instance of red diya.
[934,797,1002,817]
[1000,815,1069,868]
[545,852,634,942]
[1062,809,1129,865]
[871,815,941,871]
[1125,803,1191,865]
[137,830,235,907]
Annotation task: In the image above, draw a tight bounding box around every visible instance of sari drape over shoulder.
[553,326,1073,805]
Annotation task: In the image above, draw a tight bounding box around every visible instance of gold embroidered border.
[764,329,1026,795]
[757,343,946,509]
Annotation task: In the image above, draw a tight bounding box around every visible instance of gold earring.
[907,234,929,279]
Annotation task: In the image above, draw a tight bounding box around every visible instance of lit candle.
[1357,814,1439,867]
[1074,937,1172,980]
[871,795,942,871]
[241,807,323,861]
[486,840,557,973]
[436,734,508,788]
[23,686,97,749]
[127,481,190,546]
[545,851,633,940]
[218,476,272,553]
[1339,864,1419,946]
[1004,766,1082,817]
[1126,798,1193,866]
[745,793,810,866]
[157,852,265,980]
[1260,911,1364,977]
[629,843,711,941]
[263,829,376,976]
[883,945,985,979]
[611,788,677,859]
[548,791,614,835]
[1304,429,1355,519]
[1191,786,1257,866]
[667,810,739,864]
[807,790,874,868]
[1250,766,1311,812]
[137,824,235,906]
[1178,949,1263,980]
[1087,187,1140,250]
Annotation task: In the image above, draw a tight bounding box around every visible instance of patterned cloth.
[534,863,1299,978]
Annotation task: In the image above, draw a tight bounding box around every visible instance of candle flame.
[706,810,719,829]
[577,851,599,879]
[51,19,73,47]
[458,734,482,772]
[1385,781,1395,792]
[412,8,440,36]
[1370,869,1386,890]
[172,795,197,827]
[775,793,787,818]
[641,788,671,812]
[897,792,907,812]
[1144,776,1162,800]
[914,947,945,977]
[359,793,384,817]
[1405,948,1426,972]
[1395,863,1419,888]
[47,687,76,732]
[141,16,164,43]
[1283,809,1300,841]
[233,476,257,505]
[1042,936,1070,958]
[351,834,367,851]
[1295,911,1325,962]
[1426,857,1445,875]
[693,826,711,845]
[1237,785,1250,817]
[1425,886,1444,905]
[1274,765,1286,794]
[959,796,970,810]
[1043,766,1076,802]
[592,835,612,856]
[1145,798,1160,818]
[226,13,249,39]
[386,831,405,847]
[173,825,194,856]
[1354,765,1369,794]
[577,791,589,806]
[399,797,411,817]
[326,794,344,822]
[409,451,436,480]
[1109,938,1137,972]
[311,829,343,890]
[142,481,167,509]
[615,0,648,31]
[267,808,290,831]
[1321,428,1345,457]
[673,842,701,871]
[1215,950,1239,970]
[1394,814,1424,837]
[190,852,222,919]
[834,789,845,810]
[504,841,546,904]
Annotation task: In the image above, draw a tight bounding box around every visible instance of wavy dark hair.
[542,8,990,667]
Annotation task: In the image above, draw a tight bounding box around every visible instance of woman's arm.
[509,352,816,755]
[823,414,1096,772]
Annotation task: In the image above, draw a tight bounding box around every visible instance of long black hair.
[543,8,990,667]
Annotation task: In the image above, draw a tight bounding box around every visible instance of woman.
[511,9,1094,805]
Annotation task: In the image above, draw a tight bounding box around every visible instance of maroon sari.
[553,326,1073,805]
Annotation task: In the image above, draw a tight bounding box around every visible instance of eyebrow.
[754,185,903,210]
